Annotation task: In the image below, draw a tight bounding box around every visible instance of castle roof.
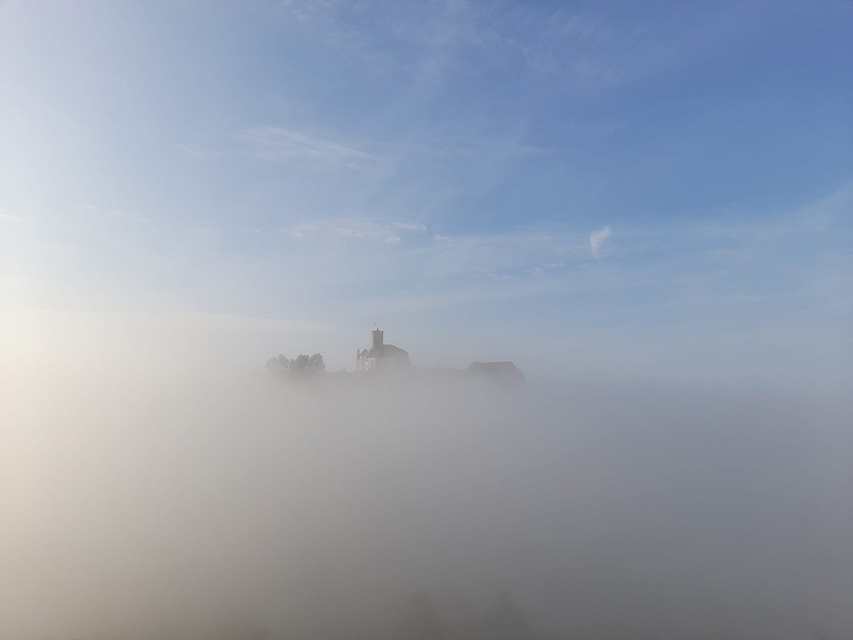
[360,343,409,359]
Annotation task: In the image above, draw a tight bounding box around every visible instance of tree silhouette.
[266,353,325,378]
[291,354,310,374]
[265,354,289,374]
[308,353,326,373]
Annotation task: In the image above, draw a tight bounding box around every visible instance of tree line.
[265,353,326,377]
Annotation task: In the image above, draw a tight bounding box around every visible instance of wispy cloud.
[589,225,611,258]
[173,142,226,159]
[278,217,428,245]
[37,242,87,252]
[82,204,149,224]
[417,229,588,276]
[393,222,427,232]
[0,213,37,226]
[239,126,376,167]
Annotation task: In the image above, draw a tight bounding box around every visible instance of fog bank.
[1,315,851,639]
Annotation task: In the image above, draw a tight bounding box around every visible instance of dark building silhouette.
[356,328,410,373]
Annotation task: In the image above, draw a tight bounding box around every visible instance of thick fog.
[1,314,851,640]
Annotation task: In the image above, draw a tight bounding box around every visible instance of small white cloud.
[589,225,611,258]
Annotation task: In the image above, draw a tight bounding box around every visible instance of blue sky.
[1,0,851,385]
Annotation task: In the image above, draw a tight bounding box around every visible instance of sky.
[1,0,851,388]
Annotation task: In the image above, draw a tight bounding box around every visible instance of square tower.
[371,329,384,351]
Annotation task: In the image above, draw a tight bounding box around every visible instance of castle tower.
[371,328,384,351]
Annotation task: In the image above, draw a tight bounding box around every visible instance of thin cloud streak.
[276,218,428,244]
[239,126,377,167]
